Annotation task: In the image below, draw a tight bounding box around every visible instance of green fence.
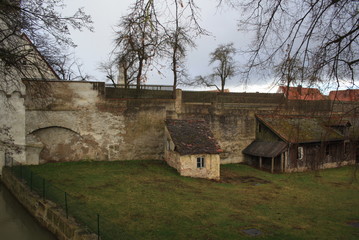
[7,164,122,240]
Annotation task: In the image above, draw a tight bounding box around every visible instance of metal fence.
[5,161,121,240]
[105,84,173,91]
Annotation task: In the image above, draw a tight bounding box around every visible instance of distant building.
[277,85,327,100]
[164,119,222,180]
[329,89,359,102]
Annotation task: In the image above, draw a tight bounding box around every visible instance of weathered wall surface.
[2,168,98,240]
[0,90,26,170]
[179,103,280,163]
[25,81,173,163]
[22,81,359,165]
[180,154,220,180]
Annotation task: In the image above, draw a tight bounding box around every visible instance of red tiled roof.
[328,89,359,102]
[277,86,326,100]
[165,119,222,155]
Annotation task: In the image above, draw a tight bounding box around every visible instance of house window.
[298,147,304,160]
[197,157,205,168]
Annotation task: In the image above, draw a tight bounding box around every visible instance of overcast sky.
[63,0,277,92]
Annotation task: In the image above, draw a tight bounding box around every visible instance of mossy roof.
[165,119,222,155]
[243,141,287,158]
[256,115,345,143]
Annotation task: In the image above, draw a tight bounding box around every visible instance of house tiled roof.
[329,89,359,102]
[277,86,327,100]
[257,115,345,143]
[165,119,222,155]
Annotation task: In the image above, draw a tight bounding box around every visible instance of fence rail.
[105,84,174,91]
[5,162,118,240]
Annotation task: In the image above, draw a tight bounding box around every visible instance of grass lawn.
[29,161,359,240]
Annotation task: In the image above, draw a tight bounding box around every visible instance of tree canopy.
[220,0,358,89]
[0,0,93,87]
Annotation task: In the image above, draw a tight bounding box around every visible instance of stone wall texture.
[180,154,220,180]
[9,80,358,166]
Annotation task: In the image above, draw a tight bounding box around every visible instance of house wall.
[179,154,220,180]
[286,142,355,172]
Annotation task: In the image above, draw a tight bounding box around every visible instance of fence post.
[97,213,100,240]
[65,192,68,219]
[30,171,33,192]
[42,178,45,201]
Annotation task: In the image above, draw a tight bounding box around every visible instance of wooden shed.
[164,119,222,180]
[243,115,355,173]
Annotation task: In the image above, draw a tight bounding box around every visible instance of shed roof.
[165,119,222,155]
[243,141,287,158]
[256,115,345,143]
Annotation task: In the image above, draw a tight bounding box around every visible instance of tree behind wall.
[220,0,358,89]
[194,43,237,92]
[0,0,93,87]
[161,0,206,95]
[114,0,160,90]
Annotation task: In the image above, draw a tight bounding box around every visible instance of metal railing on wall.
[105,84,174,91]
[4,161,122,240]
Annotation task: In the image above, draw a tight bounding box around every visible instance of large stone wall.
[24,81,174,163]
[11,80,358,166]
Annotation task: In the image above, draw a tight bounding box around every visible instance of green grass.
[28,161,359,240]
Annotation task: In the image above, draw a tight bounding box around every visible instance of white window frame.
[197,157,205,168]
[298,146,304,160]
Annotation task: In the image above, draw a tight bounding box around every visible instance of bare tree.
[219,0,358,89]
[99,54,137,88]
[196,43,237,92]
[0,0,93,87]
[114,0,160,90]
[49,52,91,81]
[160,0,206,95]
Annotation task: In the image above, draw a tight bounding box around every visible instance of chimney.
[297,85,302,95]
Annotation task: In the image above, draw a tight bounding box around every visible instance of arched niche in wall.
[27,126,95,163]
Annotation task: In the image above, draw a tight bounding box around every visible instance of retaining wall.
[1,168,98,240]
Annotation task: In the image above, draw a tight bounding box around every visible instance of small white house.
[164,119,222,180]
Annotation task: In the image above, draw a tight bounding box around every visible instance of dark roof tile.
[166,119,222,155]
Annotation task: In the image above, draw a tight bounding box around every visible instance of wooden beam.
[259,157,262,169]
[280,153,284,173]
[271,157,274,173]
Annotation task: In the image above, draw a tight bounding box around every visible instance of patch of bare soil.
[347,221,359,228]
[220,168,271,184]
